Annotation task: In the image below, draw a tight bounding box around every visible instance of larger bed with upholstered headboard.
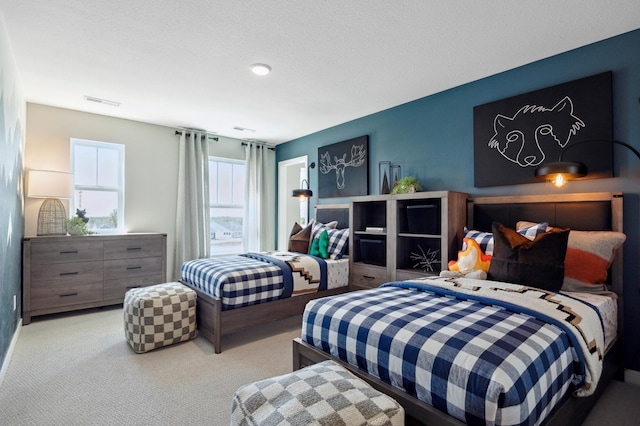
[180,203,351,353]
[293,192,625,426]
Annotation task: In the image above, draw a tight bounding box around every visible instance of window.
[209,157,245,256]
[71,139,125,233]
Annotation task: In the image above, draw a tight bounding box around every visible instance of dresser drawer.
[30,282,103,310]
[30,261,104,287]
[104,275,164,301]
[104,237,164,260]
[104,256,163,280]
[350,263,388,289]
[30,240,103,265]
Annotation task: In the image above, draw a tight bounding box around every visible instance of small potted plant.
[67,209,95,235]
[391,176,422,194]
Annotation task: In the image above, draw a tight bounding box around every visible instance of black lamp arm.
[559,139,640,162]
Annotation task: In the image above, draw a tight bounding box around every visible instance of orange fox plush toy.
[447,238,492,274]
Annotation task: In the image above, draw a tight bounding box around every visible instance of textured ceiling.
[1,1,639,144]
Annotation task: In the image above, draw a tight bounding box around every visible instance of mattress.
[181,252,348,310]
[302,277,607,426]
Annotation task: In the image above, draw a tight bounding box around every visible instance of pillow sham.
[288,222,312,254]
[325,227,350,260]
[517,221,626,293]
[462,228,494,255]
[309,219,338,243]
[488,222,569,292]
[462,222,548,255]
[289,222,302,238]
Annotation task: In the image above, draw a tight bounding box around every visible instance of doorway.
[277,156,309,250]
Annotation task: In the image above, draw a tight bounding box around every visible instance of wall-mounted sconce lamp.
[535,139,640,188]
[291,162,315,198]
[27,169,74,235]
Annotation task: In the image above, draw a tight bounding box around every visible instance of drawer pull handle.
[363,275,376,280]
[127,266,142,270]
[60,272,79,276]
[60,293,78,297]
[127,247,142,251]
[60,250,78,254]
[126,286,140,289]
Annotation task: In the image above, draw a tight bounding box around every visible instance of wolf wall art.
[473,72,613,187]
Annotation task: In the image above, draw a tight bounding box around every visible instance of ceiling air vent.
[233,126,256,133]
[84,96,121,107]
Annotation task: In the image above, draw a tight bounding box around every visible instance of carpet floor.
[1,306,639,425]
[0,307,301,425]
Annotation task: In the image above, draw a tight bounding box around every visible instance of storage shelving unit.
[349,191,467,290]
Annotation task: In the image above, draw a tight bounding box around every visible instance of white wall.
[24,103,245,279]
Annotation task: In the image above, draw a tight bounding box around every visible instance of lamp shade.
[291,188,313,198]
[534,161,587,180]
[534,139,640,188]
[27,170,73,199]
[291,178,312,198]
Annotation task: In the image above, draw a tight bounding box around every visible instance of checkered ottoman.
[231,360,404,426]
[123,282,197,353]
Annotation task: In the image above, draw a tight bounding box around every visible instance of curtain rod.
[174,130,219,141]
[241,141,275,151]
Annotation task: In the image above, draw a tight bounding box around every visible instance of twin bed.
[293,192,625,426]
[180,204,351,354]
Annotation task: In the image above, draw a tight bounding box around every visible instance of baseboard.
[625,369,640,386]
[0,318,22,389]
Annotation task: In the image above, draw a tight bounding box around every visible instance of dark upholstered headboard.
[315,203,350,230]
[469,194,623,234]
[468,192,623,233]
[471,199,613,232]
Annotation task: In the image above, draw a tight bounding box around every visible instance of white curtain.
[174,131,210,279]
[244,142,276,251]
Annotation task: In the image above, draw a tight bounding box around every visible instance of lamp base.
[37,198,68,236]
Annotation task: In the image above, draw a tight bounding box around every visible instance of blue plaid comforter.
[181,252,327,310]
[302,278,606,426]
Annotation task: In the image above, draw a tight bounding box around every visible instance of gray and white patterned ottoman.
[123,282,197,353]
[231,360,404,426]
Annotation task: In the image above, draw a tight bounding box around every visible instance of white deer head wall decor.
[319,144,367,189]
[317,135,369,198]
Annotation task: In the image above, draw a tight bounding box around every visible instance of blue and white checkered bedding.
[302,277,606,426]
[181,252,345,310]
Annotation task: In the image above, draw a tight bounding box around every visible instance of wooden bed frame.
[182,203,350,354]
[293,192,624,426]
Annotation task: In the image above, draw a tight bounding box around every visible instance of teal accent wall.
[277,29,640,370]
[0,12,25,371]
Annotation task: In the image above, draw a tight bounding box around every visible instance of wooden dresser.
[22,233,167,324]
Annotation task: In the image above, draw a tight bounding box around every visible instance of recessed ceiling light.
[250,63,271,76]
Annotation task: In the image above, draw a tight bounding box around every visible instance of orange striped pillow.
[517,221,626,293]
